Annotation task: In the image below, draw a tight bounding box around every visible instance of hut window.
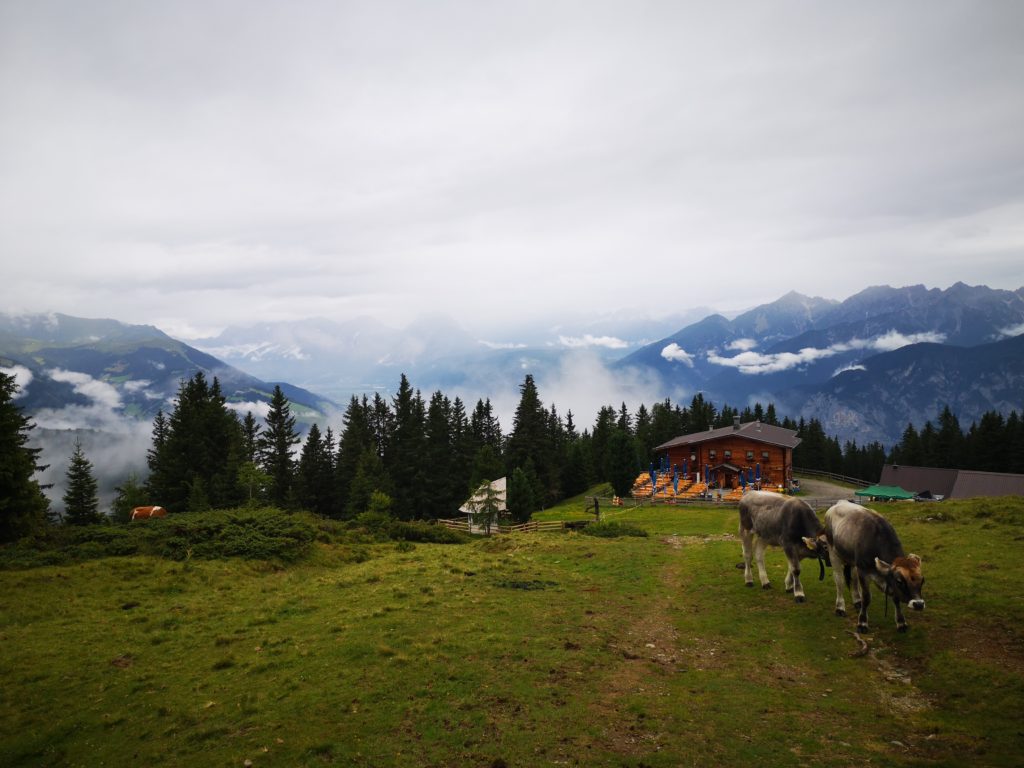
[709,450,716,460]
[761,451,770,460]
[746,450,754,460]
[723,450,731,459]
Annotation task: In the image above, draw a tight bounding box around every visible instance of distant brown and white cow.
[738,490,830,603]
[131,505,167,521]
[824,500,925,633]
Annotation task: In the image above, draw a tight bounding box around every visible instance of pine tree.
[388,375,428,519]
[147,373,243,511]
[0,371,50,541]
[507,467,535,524]
[606,429,638,497]
[259,385,300,508]
[296,423,333,515]
[506,375,550,478]
[63,438,101,525]
[111,473,148,524]
[335,396,373,519]
[241,411,261,464]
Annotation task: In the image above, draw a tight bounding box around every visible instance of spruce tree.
[388,375,428,519]
[336,396,373,518]
[507,467,535,524]
[0,371,50,541]
[259,385,300,508]
[111,473,148,524]
[63,438,101,525]
[607,429,638,497]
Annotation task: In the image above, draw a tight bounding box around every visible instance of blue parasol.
[740,470,746,489]
[755,463,761,482]
[704,464,709,483]
[673,467,679,494]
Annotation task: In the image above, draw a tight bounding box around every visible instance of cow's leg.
[739,525,755,587]
[785,547,805,603]
[894,598,908,633]
[830,548,847,616]
[753,538,771,589]
[855,571,872,633]
[784,559,795,592]
[851,568,863,611]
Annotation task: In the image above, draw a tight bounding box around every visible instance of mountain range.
[3,282,1023,456]
[0,313,334,423]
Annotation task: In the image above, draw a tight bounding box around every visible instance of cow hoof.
[745,582,754,588]
[857,624,871,634]
[897,624,908,633]
[762,583,772,590]
[853,601,862,610]
[785,587,794,594]
[835,608,846,617]
[794,595,806,604]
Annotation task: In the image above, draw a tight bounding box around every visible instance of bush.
[385,520,469,544]
[0,508,316,568]
[580,522,649,539]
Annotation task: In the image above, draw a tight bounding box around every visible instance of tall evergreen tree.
[111,473,148,524]
[259,385,300,508]
[335,395,373,519]
[296,424,335,515]
[63,438,101,525]
[606,429,638,497]
[147,373,243,511]
[241,411,261,464]
[506,375,550,478]
[0,371,50,541]
[388,374,428,519]
[507,466,535,524]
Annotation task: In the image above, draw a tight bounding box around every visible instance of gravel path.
[795,477,859,508]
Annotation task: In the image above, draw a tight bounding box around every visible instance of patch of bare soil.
[946,622,1024,675]
[589,540,692,759]
[660,533,736,549]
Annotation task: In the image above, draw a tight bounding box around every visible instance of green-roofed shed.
[854,484,916,501]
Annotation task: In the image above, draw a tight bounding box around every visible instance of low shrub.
[0,508,316,568]
[580,522,649,539]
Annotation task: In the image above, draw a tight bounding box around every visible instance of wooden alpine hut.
[653,417,801,492]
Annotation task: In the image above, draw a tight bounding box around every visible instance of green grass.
[1,496,1022,766]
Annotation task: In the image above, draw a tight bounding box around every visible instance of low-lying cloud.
[558,334,629,350]
[997,321,1024,339]
[709,330,947,374]
[660,343,695,367]
[0,364,34,398]
[726,338,758,352]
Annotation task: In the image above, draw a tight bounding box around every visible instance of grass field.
[2,495,1023,767]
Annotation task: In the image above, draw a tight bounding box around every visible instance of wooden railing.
[792,467,871,488]
[437,518,591,534]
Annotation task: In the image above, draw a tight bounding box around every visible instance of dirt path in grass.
[589,535,726,759]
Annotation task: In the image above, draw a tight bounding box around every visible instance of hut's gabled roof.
[654,421,800,452]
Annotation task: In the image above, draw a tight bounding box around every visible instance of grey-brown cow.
[739,490,830,603]
[824,500,925,633]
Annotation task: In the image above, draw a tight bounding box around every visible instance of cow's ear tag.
[802,537,816,550]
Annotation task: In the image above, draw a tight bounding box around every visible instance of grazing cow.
[824,500,925,633]
[738,490,830,603]
[131,505,167,521]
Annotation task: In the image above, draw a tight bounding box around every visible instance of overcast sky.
[2,1,1022,342]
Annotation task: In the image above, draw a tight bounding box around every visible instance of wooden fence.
[437,518,591,534]
[793,467,872,488]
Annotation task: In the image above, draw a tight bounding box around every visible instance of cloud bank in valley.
[706,330,947,375]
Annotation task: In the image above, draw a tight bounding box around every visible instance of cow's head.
[876,554,925,610]
[802,531,832,579]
